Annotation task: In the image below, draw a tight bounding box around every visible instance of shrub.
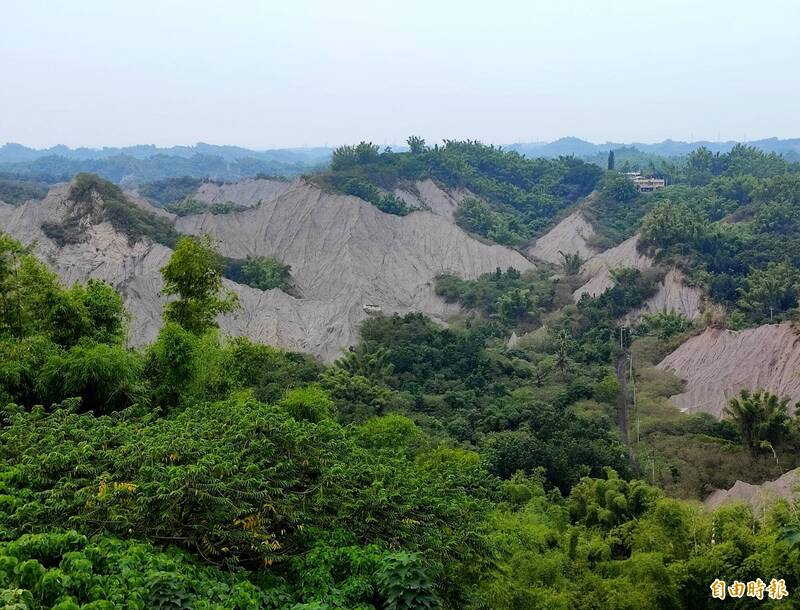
[223,255,291,291]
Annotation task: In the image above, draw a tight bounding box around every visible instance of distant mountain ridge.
[0,142,333,164]
[4,137,800,166]
[506,136,800,158]
[3,137,799,184]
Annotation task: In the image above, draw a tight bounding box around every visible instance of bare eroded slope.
[704,468,800,513]
[2,180,532,359]
[193,178,293,207]
[656,323,800,417]
[527,210,599,264]
[176,181,533,357]
[573,235,653,300]
[622,268,704,323]
[392,179,474,220]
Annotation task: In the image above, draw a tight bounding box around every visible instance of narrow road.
[616,354,639,475]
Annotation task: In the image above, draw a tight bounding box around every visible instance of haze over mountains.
[2,136,799,183]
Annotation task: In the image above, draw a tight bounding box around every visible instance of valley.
[2,139,800,608]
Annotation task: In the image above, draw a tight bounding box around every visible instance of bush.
[223,255,292,291]
[278,385,335,422]
[37,342,143,412]
[165,198,246,216]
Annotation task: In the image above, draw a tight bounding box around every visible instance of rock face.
[656,323,800,418]
[393,178,473,220]
[623,268,704,323]
[0,186,172,345]
[573,235,653,300]
[2,180,532,360]
[704,468,800,514]
[193,178,293,207]
[527,210,599,264]
[176,181,533,358]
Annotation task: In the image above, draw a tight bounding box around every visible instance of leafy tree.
[607,150,615,171]
[738,260,799,319]
[0,236,65,339]
[37,341,143,413]
[376,552,440,610]
[160,235,238,333]
[356,413,427,454]
[568,468,660,529]
[330,142,381,170]
[558,250,583,275]
[144,321,200,407]
[639,200,708,254]
[638,310,692,340]
[600,172,638,204]
[685,146,716,186]
[320,366,404,422]
[454,198,494,236]
[277,385,335,422]
[407,135,427,154]
[0,532,276,609]
[338,177,413,216]
[554,330,572,377]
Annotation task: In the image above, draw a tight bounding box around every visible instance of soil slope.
[573,235,653,300]
[193,178,293,207]
[2,181,532,359]
[393,179,473,219]
[176,181,533,358]
[704,468,800,514]
[527,210,599,264]
[656,323,800,417]
[623,268,704,323]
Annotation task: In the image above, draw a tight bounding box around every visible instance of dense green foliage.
[4,137,800,607]
[165,198,247,216]
[2,229,800,608]
[337,176,415,216]
[0,175,49,205]
[138,176,206,205]
[635,170,800,323]
[724,390,792,458]
[223,255,293,292]
[435,268,554,330]
[319,139,602,242]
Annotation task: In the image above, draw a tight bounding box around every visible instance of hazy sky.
[2,0,798,149]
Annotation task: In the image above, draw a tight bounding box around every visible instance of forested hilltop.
[2,139,800,609]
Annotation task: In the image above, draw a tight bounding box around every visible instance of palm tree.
[336,345,394,382]
[555,330,572,378]
[558,251,583,276]
[779,522,800,549]
[724,389,791,457]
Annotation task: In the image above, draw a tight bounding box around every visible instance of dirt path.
[616,354,639,475]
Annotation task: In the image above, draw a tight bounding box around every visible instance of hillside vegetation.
[3,140,800,608]
[315,139,602,239]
